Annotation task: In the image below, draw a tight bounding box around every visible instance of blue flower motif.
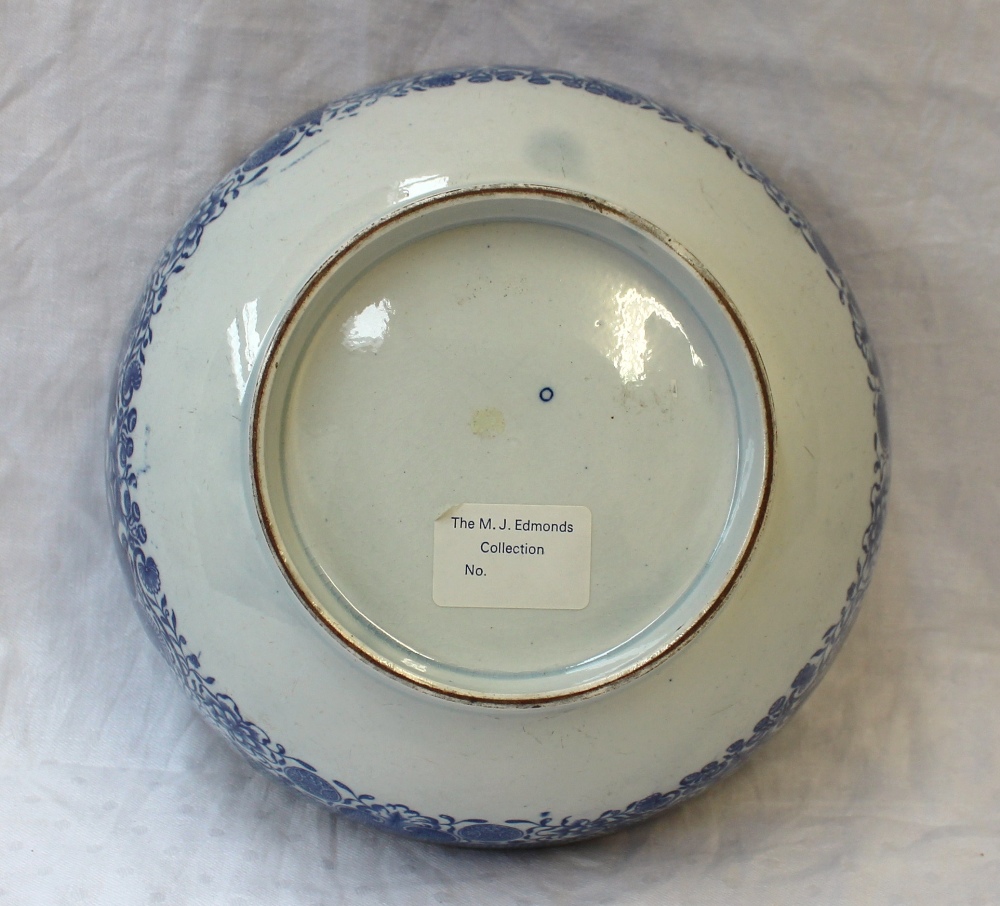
[120,359,142,401]
[630,791,678,814]
[359,802,427,829]
[137,555,160,595]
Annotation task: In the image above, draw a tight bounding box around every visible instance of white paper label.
[433,504,592,609]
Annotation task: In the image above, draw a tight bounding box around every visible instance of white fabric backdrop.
[2,1,998,902]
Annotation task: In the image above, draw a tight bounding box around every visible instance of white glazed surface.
[252,189,772,703]
[108,71,885,845]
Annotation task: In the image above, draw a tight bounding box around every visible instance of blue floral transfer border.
[107,67,890,847]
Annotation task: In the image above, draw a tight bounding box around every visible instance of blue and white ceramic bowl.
[107,68,889,847]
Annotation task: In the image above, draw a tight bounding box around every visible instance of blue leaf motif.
[456,823,524,843]
[420,73,457,89]
[601,83,639,104]
[792,663,817,690]
[240,127,297,172]
[287,105,325,131]
[680,760,726,787]
[284,766,343,804]
[754,714,777,734]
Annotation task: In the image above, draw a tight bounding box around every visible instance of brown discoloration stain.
[471,407,505,438]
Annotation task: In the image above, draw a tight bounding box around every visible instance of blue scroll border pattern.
[107,67,889,847]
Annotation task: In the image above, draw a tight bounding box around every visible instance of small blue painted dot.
[539,387,554,402]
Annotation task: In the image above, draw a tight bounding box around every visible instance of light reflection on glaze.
[606,287,704,384]
[394,174,450,202]
[342,298,393,352]
[227,298,261,401]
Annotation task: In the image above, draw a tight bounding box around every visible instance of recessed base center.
[252,188,771,704]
